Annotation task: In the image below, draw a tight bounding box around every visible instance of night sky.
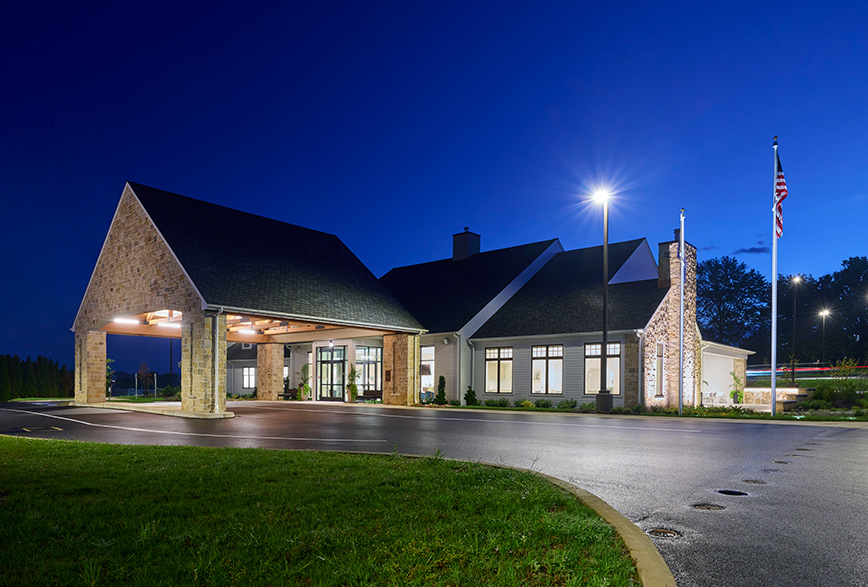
[2,1,866,373]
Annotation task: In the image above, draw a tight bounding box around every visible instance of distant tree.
[22,358,38,398]
[137,361,151,394]
[106,358,115,395]
[9,355,23,398]
[0,358,11,401]
[697,256,770,352]
[59,365,74,397]
[35,355,50,396]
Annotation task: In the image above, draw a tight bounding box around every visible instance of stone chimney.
[658,228,683,288]
[453,227,480,261]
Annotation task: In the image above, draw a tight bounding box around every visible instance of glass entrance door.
[317,346,346,401]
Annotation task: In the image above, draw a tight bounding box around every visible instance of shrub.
[577,402,595,413]
[161,385,179,398]
[448,399,460,406]
[464,385,478,406]
[533,399,552,408]
[557,399,578,410]
[484,398,510,407]
[515,400,534,408]
[434,376,447,405]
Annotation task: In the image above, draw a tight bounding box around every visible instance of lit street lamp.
[819,309,830,366]
[593,189,612,413]
[791,275,801,385]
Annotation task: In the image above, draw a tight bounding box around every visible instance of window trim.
[531,344,564,395]
[583,342,622,395]
[485,347,513,394]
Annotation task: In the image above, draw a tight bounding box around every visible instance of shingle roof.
[379,239,558,333]
[128,182,422,331]
[473,239,668,338]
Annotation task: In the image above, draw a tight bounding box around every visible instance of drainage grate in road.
[647,528,681,538]
[717,489,748,496]
[785,454,803,458]
[743,479,767,485]
[761,468,780,473]
[693,503,725,510]
[794,448,812,451]
[774,461,791,464]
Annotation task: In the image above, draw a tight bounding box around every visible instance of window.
[356,346,382,393]
[241,342,253,350]
[584,343,621,395]
[655,342,665,397]
[532,345,563,394]
[485,347,513,393]
[284,365,289,381]
[242,366,256,389]
[420,346,435,401]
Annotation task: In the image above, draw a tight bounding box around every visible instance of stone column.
[257,343,285,401]
[623,335,640,407]
[74,330,107,404]
[181,310,227,413]
[382,333,420,406]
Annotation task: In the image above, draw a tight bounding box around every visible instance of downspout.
[635,329,645,407]
[211,307,224,413]
[453,332,461,404]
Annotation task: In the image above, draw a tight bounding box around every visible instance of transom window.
[584,342,621,395]
[531,345,563,394]
[485,347,513,394]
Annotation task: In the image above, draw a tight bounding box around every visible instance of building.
[75,183,751,415]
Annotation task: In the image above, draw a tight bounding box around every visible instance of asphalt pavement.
[2,400,867,587]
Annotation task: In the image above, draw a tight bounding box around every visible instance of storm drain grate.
[794,448,812,451]
[761,469,780,473]
[717,489,748,496]
[743,479,767,485]
[647,528,681,538]
[774,461,791,464]
[692,503,725,510]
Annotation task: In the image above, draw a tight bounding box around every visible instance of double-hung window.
[242,366,256,389]
[531,345,563,394]
[584,342,621,395]
[485,347,513,393]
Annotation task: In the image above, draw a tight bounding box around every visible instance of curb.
[72,402,234,419]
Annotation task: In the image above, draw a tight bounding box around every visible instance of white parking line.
[0,408,387,443]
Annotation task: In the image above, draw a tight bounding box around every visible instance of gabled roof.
[226,342,291,361]
[379,239,559,333]
[128,182,422,332]
[473,239,668,338]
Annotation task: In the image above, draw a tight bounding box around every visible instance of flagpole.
[771,137,779,417]
[678,209,685,416]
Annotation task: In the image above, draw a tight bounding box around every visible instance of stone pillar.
[74,330,107,404]
[623,335,640,407]
[382,333,420,406]
[181,310,227,413]
[257,343,285,401]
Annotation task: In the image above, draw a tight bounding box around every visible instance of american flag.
[774,151,788,238]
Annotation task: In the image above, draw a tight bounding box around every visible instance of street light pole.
[594,190,612,413]
[820,309,829,366]
[791,276,801,385]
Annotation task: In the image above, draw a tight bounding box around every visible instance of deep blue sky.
[2,1,866,373]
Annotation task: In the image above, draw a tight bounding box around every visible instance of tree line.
[0,354,74,401]
[697,256,868,365]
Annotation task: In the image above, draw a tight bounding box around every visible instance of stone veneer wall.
[623,334,640,407]
[181,311,227,413]
[73,184,217,410]
[642,241,698,409]
[257,343,285,401]
[382,333,420,406]
[74,330,107,404]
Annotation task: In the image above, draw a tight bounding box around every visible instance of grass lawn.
[0,437,638,586]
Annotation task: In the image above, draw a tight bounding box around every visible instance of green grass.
[0,437,638,586]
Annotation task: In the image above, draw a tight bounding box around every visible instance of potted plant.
[347,364,360,402]
[296,364,311,401]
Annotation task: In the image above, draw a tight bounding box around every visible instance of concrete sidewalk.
[74,400,234,419]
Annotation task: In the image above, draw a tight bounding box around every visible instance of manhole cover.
[693,503,725,510]
[743,479,767,484]
[761,469,780,473]
[717,489,748,496]
[647,528,681,538]
[774,461,790,464]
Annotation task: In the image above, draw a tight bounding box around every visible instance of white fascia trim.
[700,340,756,358]
[458,239,564,339]
[610,239,658,284]
[209,304,426,335]
[469,329,638,343]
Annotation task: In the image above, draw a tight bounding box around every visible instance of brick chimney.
[453,227,480,261]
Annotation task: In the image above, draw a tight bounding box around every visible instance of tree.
[137,361,151,394]
[0,358,11,402]
[22,358,38,398]
[434,375,447,405]
[697,256,770,352]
